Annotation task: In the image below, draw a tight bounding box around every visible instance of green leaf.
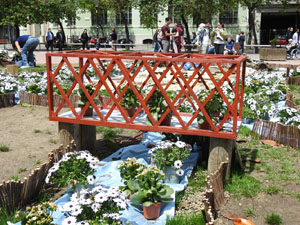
[130,191,147,206]
[143,201,155,207]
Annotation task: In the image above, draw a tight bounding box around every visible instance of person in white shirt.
[292,29,299,44]
[197,22,211,54]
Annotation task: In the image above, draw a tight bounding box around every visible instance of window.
[91,11,107,26]
[67,17,76,26]
[219,8,238,24]
[168,4,181,24]
[116,9,132,25]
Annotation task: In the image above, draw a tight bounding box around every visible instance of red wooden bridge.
[46,50,246,140]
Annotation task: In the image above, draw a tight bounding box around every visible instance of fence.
[252,119,300,149]
[286,76,300,86]
[0,141,76,212]
[0,93,15,108]
[202,160,228,224]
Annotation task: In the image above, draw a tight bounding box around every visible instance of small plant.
[265,212,282,225]
[61,185,127,225]
[49,139,57,144]
[77,83,98,108]
[45,151,99,191]
[0,207,21,225]
[118,158,146,196]
[269,36,279,47]
[16,202,57,225]
[96,127,123,142]
[17,168,27,174]
[10,176,19,181]
[130,166,174,207]
[35,159,41,165]
[264,186,282,195]
[166,212,205,225]
[119,86,140,109]
[149,140,192,175]
[187,166,207,193]
[26,83,42,94]
[33,129,42,133]
[0,144,9,152]
[45,129,52,135]
[244,208,255,217]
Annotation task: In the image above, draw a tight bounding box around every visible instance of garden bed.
[0,93,15,108]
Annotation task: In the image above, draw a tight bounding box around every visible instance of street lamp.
[94,0,99,38]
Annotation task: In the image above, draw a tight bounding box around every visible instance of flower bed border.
[0,93,15,108]
[202,160,228,224]
[252,119,300,149]
[19,91,79,107]
[0,141,76,212]
[286,76,300,86]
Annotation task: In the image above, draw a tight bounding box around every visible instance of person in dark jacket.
[80,29,90,50]
[110,28,117,51]
[56,28,66,51]
[238,31,245,54]
[153,29,161,52]
[286,27,294,43]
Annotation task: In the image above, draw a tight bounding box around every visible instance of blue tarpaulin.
[14,132,200,225]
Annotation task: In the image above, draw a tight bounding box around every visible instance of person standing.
[56,28,66,51]
[210,22,227,54]
[173,23,184,53]
[197,22,211,54]
[110,28,117,51]
[161,17,173,53]
[293,29,299,44]
[80,29,90,50]
[286,27,294,43]
[238,31,245,54]
[153,29,161,52]
[45,28,54,52]
[14,35,40,68]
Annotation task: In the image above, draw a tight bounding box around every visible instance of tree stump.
[208,137,235,178]
[58,122,96,152]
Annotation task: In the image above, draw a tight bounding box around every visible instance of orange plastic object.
[46,50,246,139]
[233,218,255,225]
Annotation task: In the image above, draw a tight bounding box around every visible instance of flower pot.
[160,114,172,126]
[163,166,180,183]
[198,120,211,130]
[143,202,162,220]
[123,107,136,117]
[83,107,93,117]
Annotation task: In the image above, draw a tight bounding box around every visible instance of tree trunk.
[58,21,65,36]
[248,6,258,45]
[181,14,190,44]
[122,12,130,50]
[14,25,20,39]
[99,23,105,37]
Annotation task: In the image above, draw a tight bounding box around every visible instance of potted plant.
[77,83,98,116]
[146,89,172,126]
[149,140,192,183]
[269,35,279,48]
[197,89,225,130]
[118,157,146,197]
[45,151,99,192]
[15,202,57,225]
[130,166,174,220]
[119,86,140,117]
[61,185,127,225]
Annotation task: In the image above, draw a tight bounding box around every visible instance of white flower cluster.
[45,150,99,184]
[62,186,126,225]
[0,73,19,94]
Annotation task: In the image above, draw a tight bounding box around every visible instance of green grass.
[10,176,19,181]
[175,192,184,209]
[33,129,42,133]
[264,186,282,195]
[166,212,205,225]
[96,127,123,141]
[0,208,20,225]
[187,166,207,194]
[35,159,41,165]
[238,126,253,136]
[19,65,47,73]
[49,139,57,144]
[45,129,52,135]
[286,192,300,201]
[0,144,9,152]
[225,171,261,199]
[17,168,27,174]
[265,212,283,225]
[243,208,255,217]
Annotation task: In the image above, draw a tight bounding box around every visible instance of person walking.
[56,28,66,51]
[110,28,117,51]
[45,28,54,52]
[210,22,227,54]
[292,29,299,44]
[13,35,40,68]
[161,17,173,53]
[153,29,161,52]
[173,23,184,53]
[238,31,245,54]
[286,27,294,43]
[80,29,90,50]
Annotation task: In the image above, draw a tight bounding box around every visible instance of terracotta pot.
[198,120,211,130]
[123,107,136,117]
[143,202,162,220]
[83,107,93,117]
[160,114,172,126]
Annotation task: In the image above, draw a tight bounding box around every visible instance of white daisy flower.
[71,205,82,216]
[62,216,77,225]
[89,162,98,170]
[175,141,186,148]
[176,169,184,176]
[77,221,89,225]
[62,202,78,212]
[257,110,261,116]
[174,160,183,169]
[95,193,108,203]
[91,203,101,212]
[87,175,96,185]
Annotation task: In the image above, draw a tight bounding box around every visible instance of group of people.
[44,28,66,52]
[154,18,245,55]
[285,27,300,57]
